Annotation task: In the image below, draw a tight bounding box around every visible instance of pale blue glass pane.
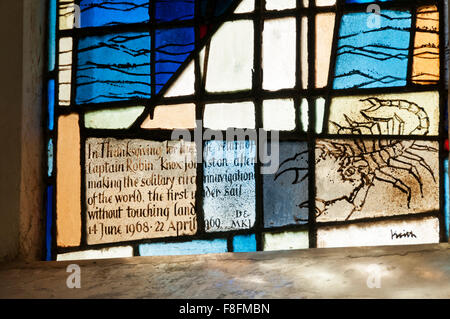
[79,0,150,27]
[139,239,228,256]
[233,234,256,252]
[76,32,151,104]
[203,140,256,232]
[333,10,411,89]
[263,142,309,228]
[48,80,55,130]
[47,139,53,177]
[48,0,56,71]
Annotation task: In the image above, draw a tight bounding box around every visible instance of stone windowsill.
[0,243,448,299]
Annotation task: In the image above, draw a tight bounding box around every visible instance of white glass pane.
[315,98,325,133]
[317,217,440,248]
[301,16,308,89]
[301,98,309,132]
[56,246,133,261]
[164,61,195,97]
[85,106,145,129]
[204,102,255,130]
[235,0,254,13]
[263,99,296,131]
[316,0,336,6]
[263,231,309,251]
[205,20,254,93]
[265,0,296,10]
[263,18,296,91]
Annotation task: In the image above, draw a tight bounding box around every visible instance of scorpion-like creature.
[275,97,438,221]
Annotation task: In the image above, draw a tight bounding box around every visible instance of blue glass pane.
[76,32,151,104]
[263,142,309,228]
[79,0,150,27]
[233,234,256,252]
[155,0,195,22]
[203,140,256,232]
[139,239,228,256]
[45,185,53,261]
[48,0,56,71]
[445,159,449,240]
[155,28,195,94]
[48,139,53,177]
[333,10,411,89]
[48,80,55,130]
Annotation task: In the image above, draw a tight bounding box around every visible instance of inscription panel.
[85,138,197,244]
[203,140,256,232]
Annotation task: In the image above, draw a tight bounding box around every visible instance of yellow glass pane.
[59,0,75,30]
[58,37,72,106]
[328,91,440,136]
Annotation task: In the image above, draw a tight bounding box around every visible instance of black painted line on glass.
[254,0,264,252]
[322,1,342,134]
[307,1,317,248]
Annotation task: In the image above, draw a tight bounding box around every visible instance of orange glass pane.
[56,114,81,247]
[315,13,335,88]
[141,103,196,129]
[412,5,440,85]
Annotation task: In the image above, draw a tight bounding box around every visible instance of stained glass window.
[46,0,449,261]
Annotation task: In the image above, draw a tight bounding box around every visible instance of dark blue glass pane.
[233,234,256,252]
[155,27,195,94]
[79,0,150,27]
[445,159,449,240]
[76,32,151,104]
[263,142,309,228]
[139,239,228,256]
[333,10,411,89]
[200,0,235,18]
[45,185,53,261]
[48,80,55,130]
[155,0,195,22]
